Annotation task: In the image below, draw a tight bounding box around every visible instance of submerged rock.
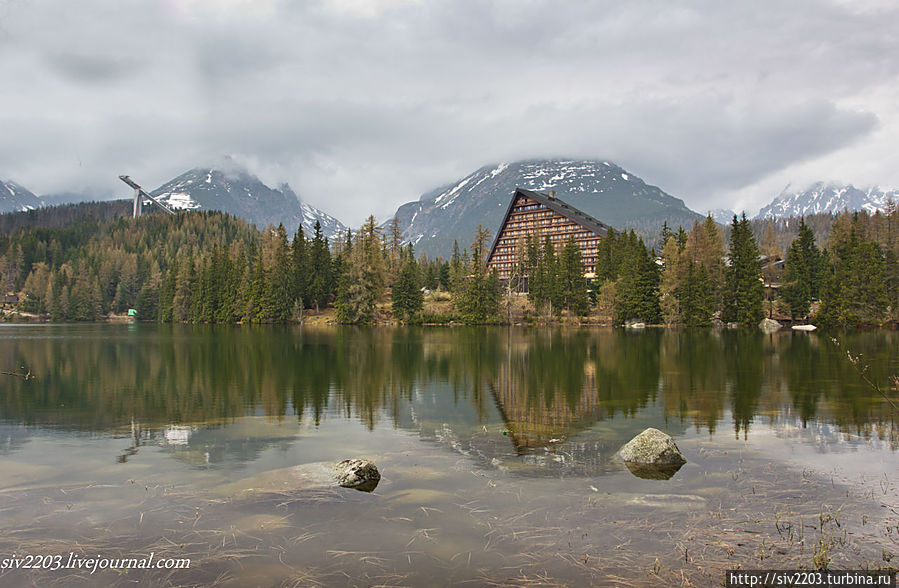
[759,318,782,333]
[333,459,381,492]
[618,428,686,472]
[625,462,682,480]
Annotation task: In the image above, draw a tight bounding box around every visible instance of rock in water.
[618,428,686,467]
[792,324,817,332]
[333,459,381,492]
[759,318,782,333]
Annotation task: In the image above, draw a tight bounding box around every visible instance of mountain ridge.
[388,159,703,258]
[755,182,898,220]
[150,167,348,239]
[0,179,43,214]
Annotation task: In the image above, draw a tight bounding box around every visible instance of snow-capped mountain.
[151,167,347,239]
[0,179,43,214]
[709,208,737,225]
[756,183,898,220]
[390,159,702,258]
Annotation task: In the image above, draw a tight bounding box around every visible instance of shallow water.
[0,325,897,586]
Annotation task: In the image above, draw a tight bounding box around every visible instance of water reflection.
[0,325,896,473]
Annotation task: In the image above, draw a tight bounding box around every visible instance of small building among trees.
[486,188,613,285]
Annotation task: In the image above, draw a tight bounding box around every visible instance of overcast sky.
[1,0,897,225]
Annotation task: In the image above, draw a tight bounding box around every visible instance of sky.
[1,0,897,225]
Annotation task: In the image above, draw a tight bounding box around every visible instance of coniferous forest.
[0,202,897,327]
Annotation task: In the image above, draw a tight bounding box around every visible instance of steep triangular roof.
[488,188,614,260]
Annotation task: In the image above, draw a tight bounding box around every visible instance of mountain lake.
[0,324,897,586]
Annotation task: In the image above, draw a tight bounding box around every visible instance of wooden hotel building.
[486,188,612,284]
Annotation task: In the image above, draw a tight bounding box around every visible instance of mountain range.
[389,159,702,258]
[150,167,347,239]
[0,179,43,213]
[6,164,898,252]
[755,183,898,220]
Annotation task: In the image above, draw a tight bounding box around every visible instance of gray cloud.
[43,52,143,84]
[0,0,897,223]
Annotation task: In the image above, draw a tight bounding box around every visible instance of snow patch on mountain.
[388,159,701,259]
[0,179,44,214]
[756,183,898,220]
[709,208,736,225]
[151,167,347,239]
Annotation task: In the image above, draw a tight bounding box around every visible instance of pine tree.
[437,261,450,291]
[334,220,384,324]
[533,236,562,316]
[680,262,716,326]
[723,214,764,326]
[307,221,332,313]
[595,228,618,282]
[158,266,176,322]
[615,231,660,324]
[455,225,501,324]
[782,218,823,320]
[245,249,266,322]
[559,236,588,315]
[291,226,308,308]
[172,258,196,323]
[392,245,423,323]
[388,216,403,276]
[819,215,889,327]
[261,224,293,321]
[448,240,464,294]
[659,221,673,251]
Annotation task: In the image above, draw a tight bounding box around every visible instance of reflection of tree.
[658,330,728,434]
[0,325,896,446]
[490,329,599,450]
[594,330,661,417]
[725,331,764,439]
[781,333,822,425]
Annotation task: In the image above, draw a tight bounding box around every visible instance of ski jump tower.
[118,175,176,218]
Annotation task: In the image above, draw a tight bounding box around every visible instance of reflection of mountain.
[1,325,896,473]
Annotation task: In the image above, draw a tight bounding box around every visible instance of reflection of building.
[489,359,600,451]
[486,188,612,282]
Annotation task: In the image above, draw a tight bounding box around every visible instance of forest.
[0,201,896,328]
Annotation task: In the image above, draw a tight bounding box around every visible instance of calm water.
[0,325,897,586]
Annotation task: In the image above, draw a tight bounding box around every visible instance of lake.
[0,324,897,586]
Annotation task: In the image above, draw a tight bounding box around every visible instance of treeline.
[1,201,897,327]
[512,204,898,328]
[0,199,134,234]
[0,207,502,325]
[650,206,898,328]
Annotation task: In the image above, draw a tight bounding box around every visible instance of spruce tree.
[455,225,501,324]
[615,231,660,324]
[819,216,889,327]
[449,240,465,294]
[308,221,332,313]
[723,214,764,326]
[392,245,423,323]
[782,218,823,320]
[291,227,308,307]
[263,224,293,321]
[559,236,588,315]
[659,236,685,324]
[680,262,715,326]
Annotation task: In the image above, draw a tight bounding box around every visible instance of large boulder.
[333,459,381,492]
[759,318,782,333]
[618,428,686,468]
